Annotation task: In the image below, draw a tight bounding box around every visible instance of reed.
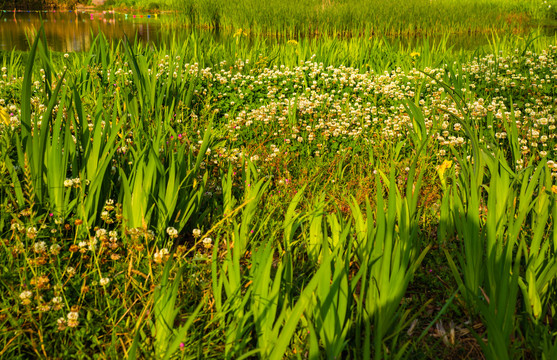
[162,0,556,37]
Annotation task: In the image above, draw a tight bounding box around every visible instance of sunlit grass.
[0,26,556,358]
[157,0,557,37]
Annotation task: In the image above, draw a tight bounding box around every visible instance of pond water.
[0,9,556,53]
[0,10,173,52]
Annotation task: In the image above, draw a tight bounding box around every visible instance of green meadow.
[1,0,557,358]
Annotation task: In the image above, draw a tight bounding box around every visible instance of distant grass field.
[105,0,557,36]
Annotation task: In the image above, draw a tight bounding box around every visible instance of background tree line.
[0,0,88,10]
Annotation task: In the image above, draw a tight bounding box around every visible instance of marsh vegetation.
[0,1,557,359]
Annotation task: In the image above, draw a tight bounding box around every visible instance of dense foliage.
[0,3,556,359]
[0,0,87,10]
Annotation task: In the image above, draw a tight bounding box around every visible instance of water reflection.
[0,10,165,52]
[0,10,556,53]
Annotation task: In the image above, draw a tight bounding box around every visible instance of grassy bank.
[0,28,556,358]
[91,0,557,37]
[158,0,556,36]
[8,0,556,36]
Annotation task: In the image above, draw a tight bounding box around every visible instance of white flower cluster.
[166,227,178,239]
[154,248,170,264]
[19,290,33,305]
[58,310,79,330]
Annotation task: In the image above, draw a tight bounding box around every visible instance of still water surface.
[0,10,556,53]
[0,10,171,52]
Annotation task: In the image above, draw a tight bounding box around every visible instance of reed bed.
[158,0,557,37]
[0,28,556,358]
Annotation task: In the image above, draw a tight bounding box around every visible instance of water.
[0,10,556,53]
[0,10,169,52]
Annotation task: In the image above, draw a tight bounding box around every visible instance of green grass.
[0,25,556,359]
[160,0,557,37]
[95,0,557,37]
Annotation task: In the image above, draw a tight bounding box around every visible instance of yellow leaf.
[233,28,243,38]
[0,107,9,126]
[436,160,453,184]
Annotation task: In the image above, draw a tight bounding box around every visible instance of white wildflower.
[166,227,178,239]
